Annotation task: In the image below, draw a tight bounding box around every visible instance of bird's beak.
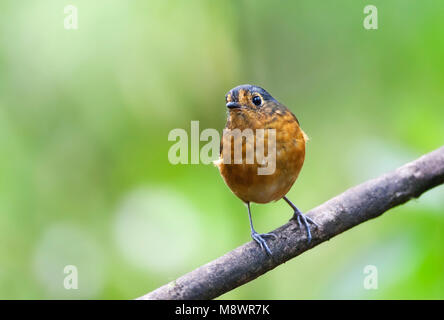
[226,102,241,109]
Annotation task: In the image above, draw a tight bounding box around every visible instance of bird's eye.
[252,95,262,106]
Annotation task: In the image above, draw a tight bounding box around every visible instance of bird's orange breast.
[215,109,306,204]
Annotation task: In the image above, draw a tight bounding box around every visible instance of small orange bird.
[214,84,317,254]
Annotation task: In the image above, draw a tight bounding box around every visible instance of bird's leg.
[246,202,276,255]
[283,196,318,243]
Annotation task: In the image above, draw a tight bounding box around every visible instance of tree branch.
[138,146,444,300]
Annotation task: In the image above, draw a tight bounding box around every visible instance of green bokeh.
[0,0,443,299]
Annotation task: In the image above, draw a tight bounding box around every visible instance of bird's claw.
[251,232,277,255]
[290,210,318,243]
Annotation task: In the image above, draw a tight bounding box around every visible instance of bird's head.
[224,84,298,129]
[225,84,277,113]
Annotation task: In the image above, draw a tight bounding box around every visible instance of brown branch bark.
[138,146,444,300]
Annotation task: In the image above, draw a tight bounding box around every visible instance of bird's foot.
[251,232,277,255]
[290,208,319,243]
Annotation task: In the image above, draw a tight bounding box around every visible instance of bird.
[214,84,318,255]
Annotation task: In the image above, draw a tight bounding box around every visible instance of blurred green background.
[0,0,443,299]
